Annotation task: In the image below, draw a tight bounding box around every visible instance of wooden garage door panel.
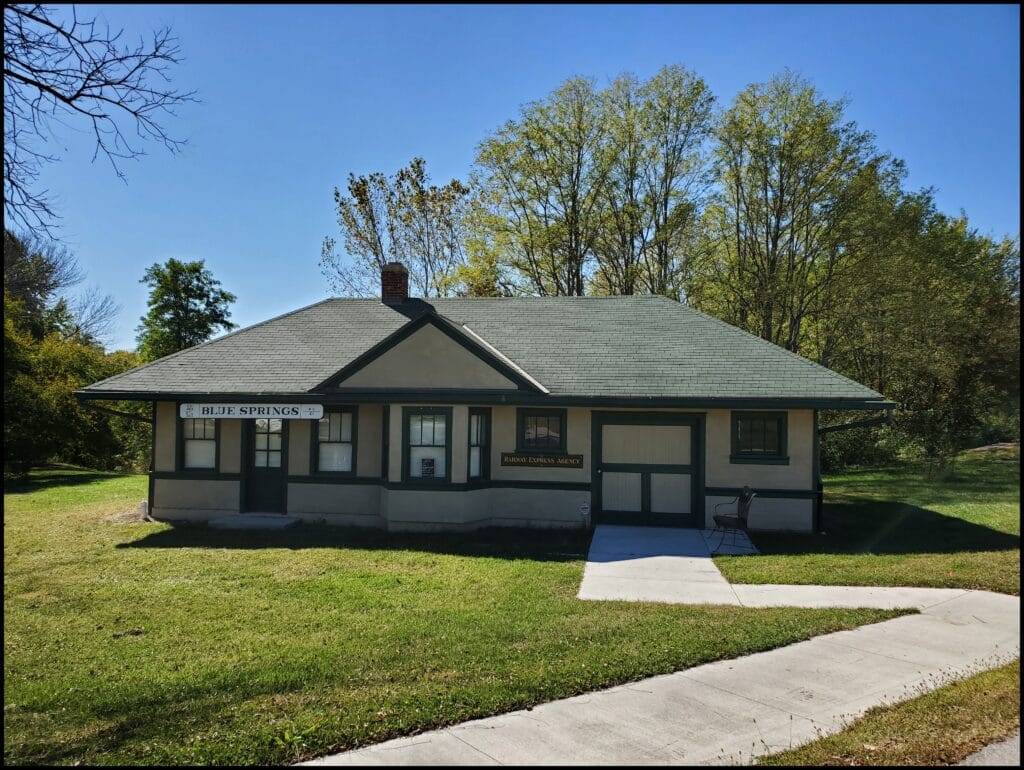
[601,424,691,465]
[602,472,642,512]
[650,473,691,514]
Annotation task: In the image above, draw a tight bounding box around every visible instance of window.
[517,408,567,454]
[181,418,217,469]
[468,408,490,480]
[731,411,788,464]
[253,418,283,468]
[314,409,355,473]
[405,408,451,481]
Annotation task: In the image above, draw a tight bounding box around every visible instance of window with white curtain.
[317,410,354,472]
[182,418,216,469]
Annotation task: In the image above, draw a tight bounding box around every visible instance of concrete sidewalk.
[303,526,1020,766]
[958,729,1020,766]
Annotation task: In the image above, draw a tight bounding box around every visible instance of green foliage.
[689,71,898,351]
[472,67,715,297]
[4,292,149,474]
[3,228,83,338]
[820,425,905,471]
[136,258,236,361]
[3,230,150,475]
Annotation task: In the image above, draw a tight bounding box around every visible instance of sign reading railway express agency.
[501,453,584,468]
[179,403,324,419]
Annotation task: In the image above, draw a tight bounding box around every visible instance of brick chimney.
[381,261,409,305]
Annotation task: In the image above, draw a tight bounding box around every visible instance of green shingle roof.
[80,296,888,406]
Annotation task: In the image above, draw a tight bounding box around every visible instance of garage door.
[592,413,702,527]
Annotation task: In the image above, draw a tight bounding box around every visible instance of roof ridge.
[82,297,337,391]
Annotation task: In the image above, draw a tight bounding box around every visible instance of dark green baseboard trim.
[705,486,818,499]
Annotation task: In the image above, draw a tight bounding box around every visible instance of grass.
[760,659,1020,765]
[3,470,903,766]
[716,447,1021,595]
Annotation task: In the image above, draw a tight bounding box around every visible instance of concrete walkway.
[303,526,1020,766]
[957,729,1020,766]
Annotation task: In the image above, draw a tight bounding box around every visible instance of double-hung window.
[405,407,450,481]
[315,409,355,473]
[517,408,567,454]
[181,418,217,469]
[468,408,490,480]
[730,411,788,464]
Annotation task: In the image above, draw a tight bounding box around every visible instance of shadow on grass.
[3,469,127,494]
[752,500,1020,557]
[117,523,591,562]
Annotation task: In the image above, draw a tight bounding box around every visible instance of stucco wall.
[288,482,381,520]
[489,406,591,483]
[219,419,241,474]
[289,420,309,475]
[154,401,176,471]
[384,487,589,531]
[357,404,383,478]
[704,409,814,489]
[148,403,817,533]
[340,324,518,389]
[152,478,239,521]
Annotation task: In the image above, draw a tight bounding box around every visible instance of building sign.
[501,453,584,468]
[179,403,324,419]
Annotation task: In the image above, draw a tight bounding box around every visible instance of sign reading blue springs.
[179,403,324,419]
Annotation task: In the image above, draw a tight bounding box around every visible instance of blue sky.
[34,4,1021,350]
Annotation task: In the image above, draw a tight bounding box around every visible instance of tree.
[136,259,236,361]
[689,72,895,352]
[4,4,194,233]
[824,207,1020,474]
[320,158,470,298]
[474,77,612,296]
[3,228,82,331]
[4,228,120,345]
[593,66,715,296]
[4,290,143,475]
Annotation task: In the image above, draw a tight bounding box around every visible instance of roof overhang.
[74,389,895,411]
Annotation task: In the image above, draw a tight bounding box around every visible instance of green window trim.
[468,407,491,481]
[730,410,789,465]
[516,407,568,455]
[401,406,453,484]
[310,406,358,476]
[176,415,220,473]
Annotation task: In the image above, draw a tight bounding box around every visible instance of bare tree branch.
[3,4,196,234]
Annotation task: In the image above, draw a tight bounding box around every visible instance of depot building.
[77,262,892,532]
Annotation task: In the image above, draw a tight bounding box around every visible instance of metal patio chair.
[710,486,756,553]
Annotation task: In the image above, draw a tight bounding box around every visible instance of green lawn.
[4,470,900,766]
[760,659,1020,766]
[716,447,1021,595]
